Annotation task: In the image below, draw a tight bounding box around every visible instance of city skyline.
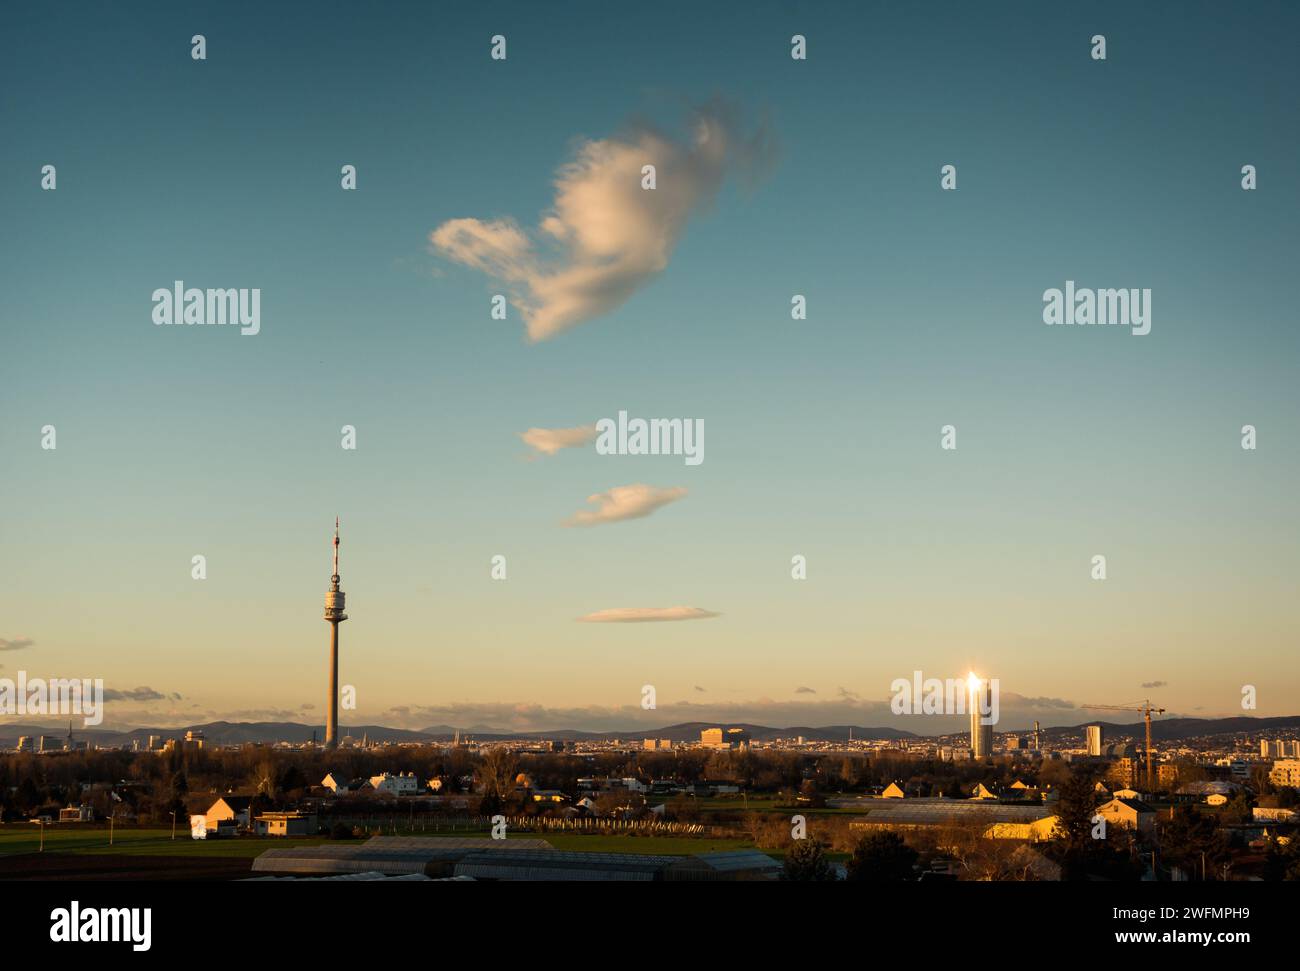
[3,1,1298,733]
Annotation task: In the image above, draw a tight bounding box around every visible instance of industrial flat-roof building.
[252,836,780,881]
[253,836,554,876]
[840,797,1054,831]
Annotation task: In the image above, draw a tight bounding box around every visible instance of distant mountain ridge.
[419,722,919,743]
[2,715,1299,748]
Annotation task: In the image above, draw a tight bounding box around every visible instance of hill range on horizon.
[3,715,1299,749]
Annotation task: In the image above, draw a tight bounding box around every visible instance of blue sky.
[1,1,1297,733]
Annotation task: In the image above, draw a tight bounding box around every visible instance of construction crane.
[1081,700,1167,792]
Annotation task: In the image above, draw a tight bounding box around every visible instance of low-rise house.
[1095,797,1156,835]
[255,812,318,837]
[369,772,420,796]
[321,772,351,794]
[880,782,906,799]
[205,796,253,831]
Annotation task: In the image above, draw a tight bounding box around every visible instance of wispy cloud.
[1141,680,1168,689]
[103,686,168,703]
[577,606,719,623]
[519,424,597,458]
[563,483,687,527]
[430,99,776,341]
[0,636,34,652]
[795,686,816,694]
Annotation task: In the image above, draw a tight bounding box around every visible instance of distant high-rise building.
[1086,724,1104,757]
[969,675,992,760]
[323,517,348,749]
[1033,720,1041,751]
[1107,757,1140,790]
[16,736,33,753]
[701,727,750,750]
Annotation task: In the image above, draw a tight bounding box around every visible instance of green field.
[0,827,330,858]
[0,825,771,860]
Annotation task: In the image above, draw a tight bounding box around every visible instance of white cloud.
[430,100,775,341]
[577,606,719,623]
[519,423,597,457]
[563,483,686,527]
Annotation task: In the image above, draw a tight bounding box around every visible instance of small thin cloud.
[519,424,597,458]
[103,686,167,703]
[1141,680,1168,689]
[563,484,687,527]
[0,636,35,652]
[1011,695,1076,711]
[577,606,719,624]
[795,686,816,694]
[694,685,707,693]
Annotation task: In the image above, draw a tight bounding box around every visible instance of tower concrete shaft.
[323,517,347,749]
[970,678,993,759]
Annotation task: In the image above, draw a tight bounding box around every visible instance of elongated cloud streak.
[519,424,597,457]
[577,606,719,623]
[431,100,775,341]
[0,637,34,652]
[563,483,687,527]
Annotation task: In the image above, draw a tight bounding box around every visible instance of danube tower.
[323,517,347,749]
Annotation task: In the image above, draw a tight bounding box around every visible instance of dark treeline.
[0,744,1074,824]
